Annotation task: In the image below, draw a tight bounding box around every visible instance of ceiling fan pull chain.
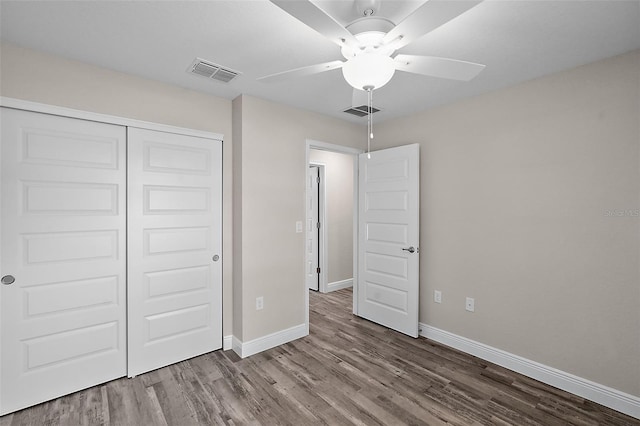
[370,87,374,140]
[363,85,374,159]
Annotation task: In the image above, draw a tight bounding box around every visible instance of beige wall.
[0,42,235,337]
[309,149,354,285]
[233,95,362,341]
[374,49,640,397]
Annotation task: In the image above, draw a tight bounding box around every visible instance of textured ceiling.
[1,0,639,123]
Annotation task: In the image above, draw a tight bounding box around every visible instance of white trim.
[351,152,359,316]
[420,324,640,420]
[223,335,233,351]
[307,139,363,155]
[318,164,327,293]
[232,324,307,359]
[0,97,223,141]
[326,278,353,292]
[232,336,243,357]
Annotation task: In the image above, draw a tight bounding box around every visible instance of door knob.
[1,275,15,285]
[402,247,416,254]
[212,255,220,262]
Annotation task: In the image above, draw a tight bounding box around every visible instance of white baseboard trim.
[420,323,640,420]
[232,323,307,359]
[326,278,353,292]
[223,335,232,351]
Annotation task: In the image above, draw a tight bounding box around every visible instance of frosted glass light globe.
[342,53,396,90]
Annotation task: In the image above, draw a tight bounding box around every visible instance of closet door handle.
[402,247,415,254]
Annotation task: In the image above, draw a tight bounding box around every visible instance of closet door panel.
[0,108,127,415]
[127,128,222,377]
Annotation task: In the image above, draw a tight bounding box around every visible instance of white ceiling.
[1,0,639,124]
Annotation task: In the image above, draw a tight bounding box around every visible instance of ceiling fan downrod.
[355,0,380,17]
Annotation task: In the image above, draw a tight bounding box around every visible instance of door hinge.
[316,222,321,229]
[317,176,320,183]
[316,267,321,274]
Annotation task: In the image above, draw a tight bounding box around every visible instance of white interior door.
[307,166,320,291]
[127,128,222,377]
[0,108,127,415]
[357,144,420,337]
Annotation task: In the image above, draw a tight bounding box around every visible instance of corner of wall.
[231,95,244,341]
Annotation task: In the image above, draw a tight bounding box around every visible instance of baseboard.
[326,278,353,292]
[420,323,640,420]
[232,323,307,359]
[223,335,232,351]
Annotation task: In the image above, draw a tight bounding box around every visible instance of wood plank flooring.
[1,288,638,425]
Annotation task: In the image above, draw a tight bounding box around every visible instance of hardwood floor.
[1,288,638,425]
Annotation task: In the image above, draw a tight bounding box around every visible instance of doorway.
[308,152,355,293]
[304,140,361,329]
[304,141,421,339]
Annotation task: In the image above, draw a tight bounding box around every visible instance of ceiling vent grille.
[343,105,381,117]
[188,58,240,83]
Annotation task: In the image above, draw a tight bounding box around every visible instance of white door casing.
[0,108,127,414]
[127,128,222,377]
[357,144,420,337]
[307,166,320,291]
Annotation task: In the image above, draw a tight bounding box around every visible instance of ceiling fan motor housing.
[341,17,396,59]
[346,16,394,38]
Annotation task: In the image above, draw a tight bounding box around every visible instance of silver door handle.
[1,275,15,285]
[402,247,415,254]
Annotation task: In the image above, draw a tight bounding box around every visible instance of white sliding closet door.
[127,128,222,377]
[0,108,127,415]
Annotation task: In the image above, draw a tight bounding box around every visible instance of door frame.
[304,140,362,333]
[308,163,326,292]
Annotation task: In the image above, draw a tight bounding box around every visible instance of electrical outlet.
[434,290,442,304]
[465,297,475,312]
[295,221,303,233]
[256,296,264,310]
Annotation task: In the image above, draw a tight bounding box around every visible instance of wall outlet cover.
[465,297,475,312]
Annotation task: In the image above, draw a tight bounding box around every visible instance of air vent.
[343,105,381,117]
[188,58,240,83]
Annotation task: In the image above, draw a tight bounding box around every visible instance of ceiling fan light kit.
[342,52,395,91]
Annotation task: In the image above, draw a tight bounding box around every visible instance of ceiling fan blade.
[257,60,344,82]
[382,1,483,50]
[270,0,360,48]
[394,55,485,81]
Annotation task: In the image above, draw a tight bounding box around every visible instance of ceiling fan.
[259,0,486,97]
